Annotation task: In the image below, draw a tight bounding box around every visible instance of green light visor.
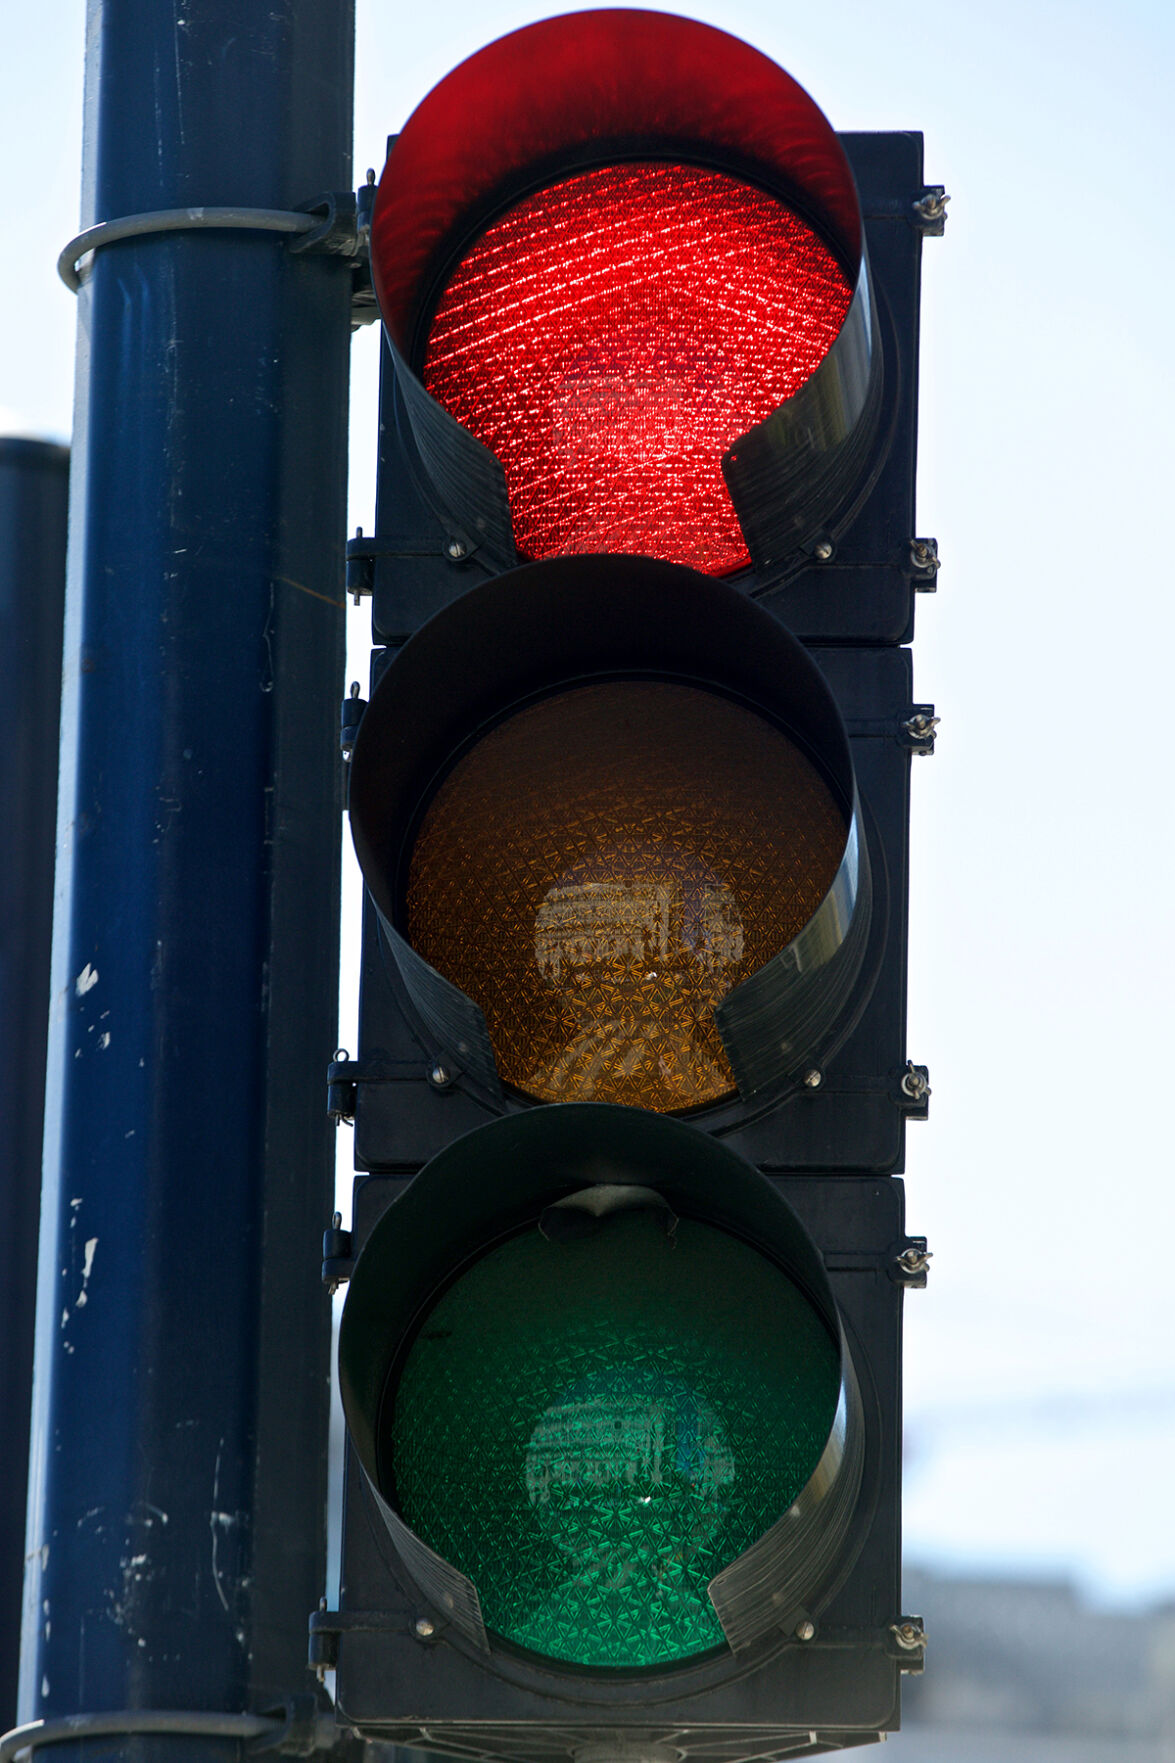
[340,1107,863,1677]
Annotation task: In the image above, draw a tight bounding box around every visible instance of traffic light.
[318,9,939,1756]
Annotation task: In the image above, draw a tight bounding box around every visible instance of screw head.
[414,1616,436,1640]
[429,1063,451,1088]
[813,539,834,562]
[446,539,467,561]
[803,1068,823,1089]
[795,1619,816,1642]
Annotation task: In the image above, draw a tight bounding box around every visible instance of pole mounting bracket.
[58,186,373,293]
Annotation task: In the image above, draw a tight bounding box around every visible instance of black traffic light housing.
[322,9,938,1756]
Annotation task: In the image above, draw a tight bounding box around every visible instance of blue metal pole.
[0,439,69,1734]
[19,0,353,1745]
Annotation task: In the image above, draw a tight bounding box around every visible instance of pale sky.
[5,0,1175,1607]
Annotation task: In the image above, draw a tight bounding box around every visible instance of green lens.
[384,1207,839,1670]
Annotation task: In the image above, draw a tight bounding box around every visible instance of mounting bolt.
[803,1068,823,1090]
[891,1618,927,1652]
[446,538,467,561]
[414,1616,436,1640]
[909,537,940,586]
[914,190,949,221]
[812,538,834,562]
[901,1060,931,1102]
[795,1619,816,1642]
[897,1244,932,1277]
[912,188,950,227]
[428,1063,452,1089]
[903,711,940,752]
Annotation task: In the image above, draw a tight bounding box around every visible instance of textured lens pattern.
[386,1209,840,1668]
[405,681,846,1113]
[422,163,852,574]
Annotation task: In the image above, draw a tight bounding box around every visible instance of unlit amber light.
[422,163,853,575]
[405,682,847,1113]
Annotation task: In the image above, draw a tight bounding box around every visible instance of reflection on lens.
[405,680,847,1112]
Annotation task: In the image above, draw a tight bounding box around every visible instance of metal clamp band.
[0,1700,340,1760]
[57,198,358,292]
[0,1710,278,1761]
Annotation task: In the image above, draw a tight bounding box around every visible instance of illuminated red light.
[422,163,852,575]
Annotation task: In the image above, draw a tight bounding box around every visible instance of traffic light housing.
[321,9,938,1755]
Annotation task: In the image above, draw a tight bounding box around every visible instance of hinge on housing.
[345,528,481,597]
[326,1051,362,1122]
[321,1213,354,1293]
[340,684,367,762]
[309,1606,440,1681]
[327,1051,465,1120]
[345,528,375,603]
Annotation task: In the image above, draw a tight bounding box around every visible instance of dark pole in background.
[0,438,69,1735]
[18,0,353,1747]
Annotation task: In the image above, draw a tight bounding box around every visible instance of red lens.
[422,163,852,576]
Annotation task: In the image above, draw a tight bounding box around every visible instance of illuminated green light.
[384,1207,839,1670]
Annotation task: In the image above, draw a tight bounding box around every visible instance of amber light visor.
[348,555,873,1111]
[370,9,880,577]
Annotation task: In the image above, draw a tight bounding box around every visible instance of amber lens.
[405,682,846,1113]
